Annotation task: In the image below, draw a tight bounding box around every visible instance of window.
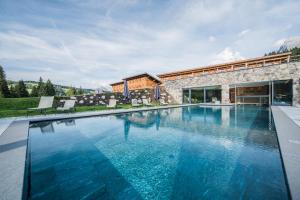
[273,79,293,105]
[191,89,204,103]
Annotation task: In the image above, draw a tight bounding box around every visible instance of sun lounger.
[159,99,168,105]
[132,99,141,107]
[57,100,76,112]
[142,99,152,106]
[27,96,54,114]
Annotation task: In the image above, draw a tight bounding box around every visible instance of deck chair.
[159,99,168,106]
[142,98,152,106]
[27,96,54,114]
[57,100,76,112]
[132,99,141,107]
[107,99,117,108]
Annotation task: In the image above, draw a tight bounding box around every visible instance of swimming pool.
[27,105,289,199]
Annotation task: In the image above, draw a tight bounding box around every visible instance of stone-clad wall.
[163,62,300,105]
[59,88,174,106]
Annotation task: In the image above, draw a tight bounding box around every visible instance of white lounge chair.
[159,99,168,106]
[142,98,152,106]
[107,99,117,108]
[27,96,54,114]
[132,99,141,107]
[57,100,76,112]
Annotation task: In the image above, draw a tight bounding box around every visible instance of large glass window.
[273,79,293,105]
[191,89,204,103]
[205,87,221,103]
[233,84,270,105]
[183,89,190,104]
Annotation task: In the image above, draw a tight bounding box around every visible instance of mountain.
[278,36,300,52]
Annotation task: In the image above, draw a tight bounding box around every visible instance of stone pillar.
[221,106,230,127]
[221,84,230,104]
[293,78,300,106]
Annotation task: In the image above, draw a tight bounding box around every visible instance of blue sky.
[0,0,299,88]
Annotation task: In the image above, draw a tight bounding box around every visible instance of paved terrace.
[272,106,300,200]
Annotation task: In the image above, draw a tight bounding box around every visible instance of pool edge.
[271,106,300,200]
[0,120,29,200]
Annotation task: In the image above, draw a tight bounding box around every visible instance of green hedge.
[0,97,40,110]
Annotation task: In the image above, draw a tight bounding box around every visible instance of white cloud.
[273,38,286,47]
[0,0,300,88]
[208,36,216,42]
[212,47,244,64]
[238,29,250,37]
[179,0,234,26]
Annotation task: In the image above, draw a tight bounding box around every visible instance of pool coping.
[271,106,300,200]
[0,120,29,200]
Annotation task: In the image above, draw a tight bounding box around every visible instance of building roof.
[110,81,123,86]
[157,52,292,78]
[110,73,161,86]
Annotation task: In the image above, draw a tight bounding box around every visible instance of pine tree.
[0,65,10,98]
[16,80,29,97]
[9,85,17,98]
[291,47,300,56]
[37,77,46,96]
[31,85,39,97]
[44,80,56,96]
[66,87,76,96]
[77,86,84,95]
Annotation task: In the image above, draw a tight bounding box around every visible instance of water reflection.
[56,119,76,126]
[114,106,277,149]
[30,121,55,133]
[39,106,277,149]
[35,106,276,150]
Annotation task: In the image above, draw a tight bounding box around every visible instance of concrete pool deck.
[2,103,299,200]
[272,106,300,200]
[0,120,28,200]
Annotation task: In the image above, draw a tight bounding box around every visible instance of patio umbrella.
[154,85,161,100]
[124,119,130,141]
[155,111,161,131]
[123,80,130,99]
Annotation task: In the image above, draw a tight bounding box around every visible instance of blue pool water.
[28,106,289,200]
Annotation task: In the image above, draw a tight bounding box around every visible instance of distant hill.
[8,80,96,96]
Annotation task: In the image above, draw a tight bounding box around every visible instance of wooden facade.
[111,73,161,93]
[158,52,292,81]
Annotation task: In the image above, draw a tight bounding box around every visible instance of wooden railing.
[158,52,294,81]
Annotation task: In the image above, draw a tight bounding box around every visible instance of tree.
[0,65,10,97]
[9,85,17,98]
[291,47,300,56]
[16,80,29,97]
[31,85,39,97]
[66,87,76,96]
[77,86,84,95]
[37,77,46,96]
[44,80,56,96]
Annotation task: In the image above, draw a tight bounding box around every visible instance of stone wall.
[163,61,300,106]
[58,87,174,106]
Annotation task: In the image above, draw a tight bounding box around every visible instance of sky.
[0,0,299,89]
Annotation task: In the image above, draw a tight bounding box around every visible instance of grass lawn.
[0,97,152,118]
